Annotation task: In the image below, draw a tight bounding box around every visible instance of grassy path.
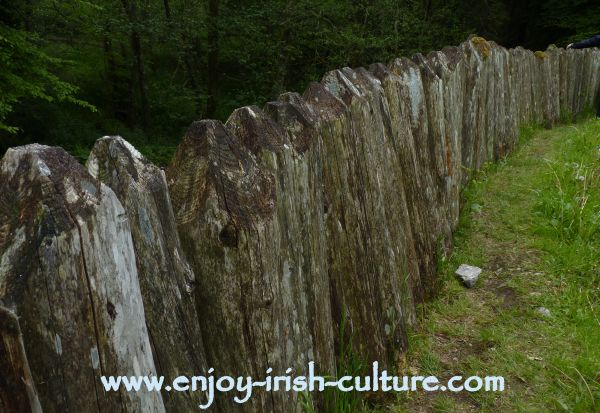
[386,118,600,412]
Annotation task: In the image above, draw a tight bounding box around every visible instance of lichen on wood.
[87,136,210,411]
[0,144,165,412]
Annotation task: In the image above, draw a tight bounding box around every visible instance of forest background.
[1,0,598,164]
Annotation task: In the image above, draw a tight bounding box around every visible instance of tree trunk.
[162,0,171,21]
[103,30,136,125]
[206,0,219,118]
[121,0,150,129]
[423,0,433,20]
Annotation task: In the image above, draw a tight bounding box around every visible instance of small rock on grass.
[455,264,482,288]
[537,307,551,317]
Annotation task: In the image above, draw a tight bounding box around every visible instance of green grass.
[301,312,372,413]
[385,117,600,412]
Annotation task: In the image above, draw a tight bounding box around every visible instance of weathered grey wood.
[412,51,457,237]
[168,113,337,412]
[167,119,275,413]
[228,101,336,411]
[0,306,42,413]
[305,70,415,367]
[0,145,164,413]
[387,57,450,294]
[87,136,209,411]
[581,48,600,112]
[429,47,465,227]
[369,62,438,300]
[492,43,518,159]
[509,47,530,127]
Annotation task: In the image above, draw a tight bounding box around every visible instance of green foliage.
[534,157,600,243]
[540,0,600,44]
[1,0,483,161]
[0,24,94,133]
[501,0,600,48]
[0,0,597,163]
[300,311,370,413]
[324,312,367,413]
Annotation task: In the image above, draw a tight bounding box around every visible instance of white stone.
[455,264,482,288]
[537,307,551,317]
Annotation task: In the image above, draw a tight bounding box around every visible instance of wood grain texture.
[0,145,164,412]
[0,306,42,413]
[87,136,209,411]
[168,103,336,412]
